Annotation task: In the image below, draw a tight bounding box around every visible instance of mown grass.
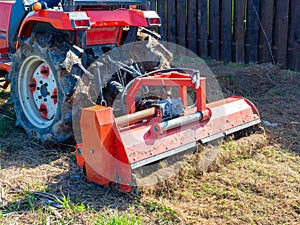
[1,117,297,224]
[139,136,300,224]
[0,64,300,224]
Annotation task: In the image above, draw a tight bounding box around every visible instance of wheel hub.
[40,84,48,98]
[18,56,59,128]
[31,63,58,120]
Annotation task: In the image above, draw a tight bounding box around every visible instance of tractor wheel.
[10,35,78,143]
[104,80,124,115]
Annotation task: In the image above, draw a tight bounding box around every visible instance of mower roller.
[75,71,261,193]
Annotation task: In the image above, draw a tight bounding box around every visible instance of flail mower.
[75,68,261,192]
[0,0,261,192]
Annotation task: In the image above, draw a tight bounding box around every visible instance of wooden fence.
[149,0,300,71]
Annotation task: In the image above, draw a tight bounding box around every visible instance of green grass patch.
[91,209,141,225]
[142,201,180,224]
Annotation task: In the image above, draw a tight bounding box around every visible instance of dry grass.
[0,63,300,224]
[139,139,300,225]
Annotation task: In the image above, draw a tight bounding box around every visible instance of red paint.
[0,56,11,73]
[51,88,58,105]
[0,1,13,52]
[30,78,37,93]
[126,72,207,113]
[39,103,48,118]
[86,27,122,46]
[40,64,50,78]
[17,9,159,48]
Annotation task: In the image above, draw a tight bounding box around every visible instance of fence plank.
[234,0,246,63]
[197,0,208,58]
[150,0,156,10]
[187,0,197,53]
[176,0,186,47]
[288,0,300,70]
[258,0,275,63]
[152,0,299,71]
[209,0,220,59]
[167,0,177,44]
[273,0,289,68]
[220,0,233,62]
[245,0,260,63]
[157,0,166,40]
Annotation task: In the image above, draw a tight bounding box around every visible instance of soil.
[0,62,299,224]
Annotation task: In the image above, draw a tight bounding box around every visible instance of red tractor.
[0,0,261,192]
[0,0,165,142]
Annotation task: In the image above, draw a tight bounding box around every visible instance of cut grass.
[139,136,300,224]
[0,64,300,224]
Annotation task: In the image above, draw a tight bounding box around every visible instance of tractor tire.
[105,80,123,107]
[72,76,125,143]
[10,35,78,143]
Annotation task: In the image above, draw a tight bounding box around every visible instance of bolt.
[90,149,94,154]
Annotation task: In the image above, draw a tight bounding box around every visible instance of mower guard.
[76,72,261,192]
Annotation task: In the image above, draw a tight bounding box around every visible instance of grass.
[0,64,300,224]
[141,200,180,224]
[91,209,142,225]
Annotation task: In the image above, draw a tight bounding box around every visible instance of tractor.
[0,0,261,192]
[0,0,168,142]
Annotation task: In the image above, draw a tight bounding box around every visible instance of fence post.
[221,0,233,63]
[187,0,197,53]
[258,0,275,64]
[246,0,260,64]
[273,0,290,68]
[197,0,208,58]
[288,0,300,70]
[209,0,220,60]
[234,0,246,64]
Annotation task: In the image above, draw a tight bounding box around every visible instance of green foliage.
[91,209,141,225]
[0,90,10,101]
[142,201,179,224]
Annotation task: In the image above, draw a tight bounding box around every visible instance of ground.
[0,62,299,224]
